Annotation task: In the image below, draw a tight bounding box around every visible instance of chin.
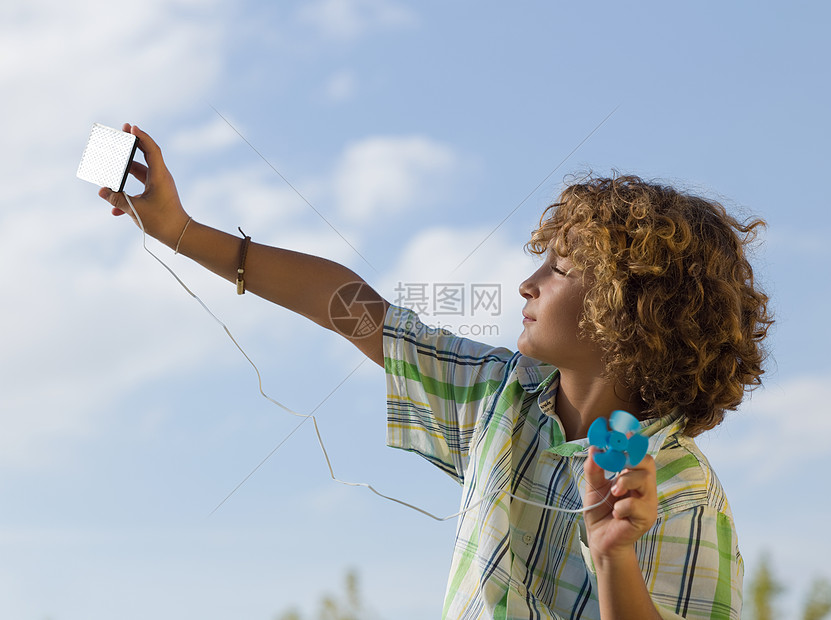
[517,339,543,363]
[516,334,530,357]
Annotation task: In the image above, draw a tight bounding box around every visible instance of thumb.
[98,187,133,218]
[584,446,602,482]
[584,447,612,497]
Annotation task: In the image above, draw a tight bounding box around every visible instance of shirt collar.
[546,408,686,459]
[515,356,687,458]
[639,409,686,454]
[515,355,558,393]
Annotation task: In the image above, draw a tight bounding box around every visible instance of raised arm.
[98,124,389,366]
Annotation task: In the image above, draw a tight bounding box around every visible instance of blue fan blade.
[625,433,648,468]
[593,449,626,473]
[610,410,640,435]
[587,417,609,448]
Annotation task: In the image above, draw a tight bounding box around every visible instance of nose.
[519,267,541,299]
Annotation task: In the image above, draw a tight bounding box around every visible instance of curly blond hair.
[527,174,773,436]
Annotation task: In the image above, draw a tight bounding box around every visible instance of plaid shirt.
[383,306,743,620]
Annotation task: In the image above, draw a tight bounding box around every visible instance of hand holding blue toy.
[587,410,648,473]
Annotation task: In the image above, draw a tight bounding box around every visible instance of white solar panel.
[76,123,138,192]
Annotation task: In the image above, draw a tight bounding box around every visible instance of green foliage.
[749,552,784,620]
[277,558,831,620]
[275,569,373,620]
[802,577,831,620]
[747,552,831,620]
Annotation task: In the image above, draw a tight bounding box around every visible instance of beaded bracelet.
[174,217,192,254]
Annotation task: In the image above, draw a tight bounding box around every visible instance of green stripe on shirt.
[710,512,737,620]
[656,453,699,486]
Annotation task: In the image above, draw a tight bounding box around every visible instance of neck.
[555,369,644,442]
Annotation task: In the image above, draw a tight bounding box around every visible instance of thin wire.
[209,358,368,516]
[208,104,377,273]
[122,193,618,521]
[204,103,626,514]
[452,104,621,273]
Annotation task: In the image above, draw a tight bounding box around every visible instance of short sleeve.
[383,305,516,483]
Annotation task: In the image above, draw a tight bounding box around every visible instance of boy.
[100,124,771,619]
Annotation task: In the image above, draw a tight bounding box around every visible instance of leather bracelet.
[236,228,251,295]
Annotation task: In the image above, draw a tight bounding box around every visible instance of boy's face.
[517,250,602,372]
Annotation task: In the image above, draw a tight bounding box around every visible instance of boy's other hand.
[583,446,658,565]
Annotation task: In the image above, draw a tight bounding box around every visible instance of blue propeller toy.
[587,410,648,473]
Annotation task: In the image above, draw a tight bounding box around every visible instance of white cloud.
[0,0,237,469]
[0,205,238,467]
[747,374,831,450]
[179,163,301,233]
[177,160,368,270]
[701,371,831,480]
[380,225,538,351]
[169,118,240,155]
[297,0,417,40]
[0,185,318,473]
[334,136,460,222]
[0,135,395,471]
[0,0,226,186]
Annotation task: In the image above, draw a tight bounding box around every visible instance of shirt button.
[522,534,534,545]
[517,583,528,596]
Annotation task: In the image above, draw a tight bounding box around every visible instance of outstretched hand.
[98,124,190,249]
[583,446,658,564]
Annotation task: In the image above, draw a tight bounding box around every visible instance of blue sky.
[1,0,829,618]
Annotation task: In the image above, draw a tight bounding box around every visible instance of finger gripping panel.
[76,123,138,192]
